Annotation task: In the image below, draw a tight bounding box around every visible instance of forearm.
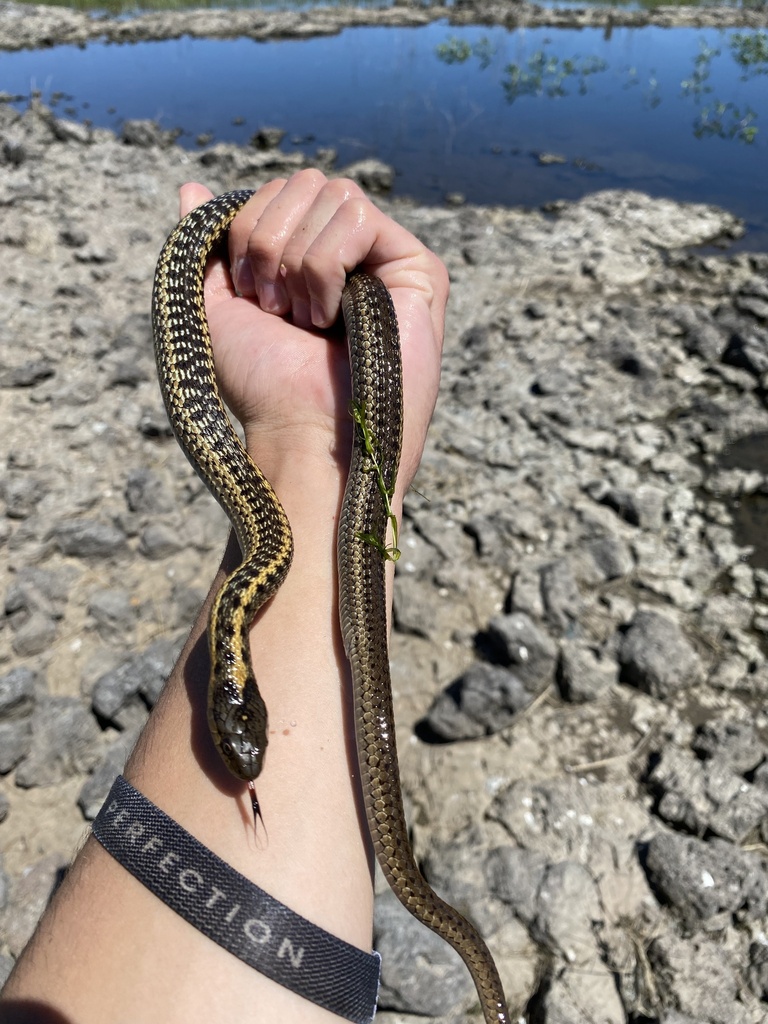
[3,455,375,1023]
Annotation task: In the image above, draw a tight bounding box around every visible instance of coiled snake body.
[152,189,509,1024]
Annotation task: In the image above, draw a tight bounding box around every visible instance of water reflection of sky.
[4,23,767,247]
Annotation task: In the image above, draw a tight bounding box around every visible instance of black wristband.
[92,775,380,1024]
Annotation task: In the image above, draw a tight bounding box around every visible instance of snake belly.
[152,190,509,1023]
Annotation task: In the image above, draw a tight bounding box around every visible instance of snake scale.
[152,189,509,1024]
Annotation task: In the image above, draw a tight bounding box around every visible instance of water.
[3,23,767,247]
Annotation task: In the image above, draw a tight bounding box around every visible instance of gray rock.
[90,637,179,722]
[138,405,174,438]
[88,588,136,640]
[0,719,33,773]
[671,303,726,362]
[124,467,175,515]
[120,119,179,148]
[590,481,666,530]
[722,321,768,377]
[10,609,56,657]
[113,312,152,352]
[585,535,634,581]
[78,728,139,820]
[647,932,743,1024]
[374,888,475,1015]
[139,522,184,559]
[747,940,768,1000]
[619,609,703,698]
[0,666,38,720]
[0,358,54,387]
[539,559,582,633]
[52,518,127,558]
[0,952,13,988]
[644,830,768,927]
[489,777,593,861]
[532,964,625,1024]
[107,357,150,387]
[15,697,103,788]
[485,846,549,925]
[0,851,69,957]
[691,718,766,774]
[251,126,286,150]
[421,663,532,740]
[0,791,9,824]
[558,640,617,702]
[486,611,558,691]
[649,743,768,842]
[342,158,394,193]
[0,471,45,519]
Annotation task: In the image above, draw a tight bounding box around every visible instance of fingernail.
[259,281,285,314]
[233,258,255,297]
[292,298,312,329]
[310,298,329,328]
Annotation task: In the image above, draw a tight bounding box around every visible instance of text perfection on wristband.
[92,775,380,1024]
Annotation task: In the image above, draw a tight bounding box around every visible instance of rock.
[124,468,175,515]
[52,518,127,558]
[489,778,594,861]
[584,535,634,581]
[0,952,13,987]
[649,744,768,842]
[78,727,140,820]
[0,719,32,773]
[531,963,625,1024]
[0,471,46,519]
[120,119,180,148]
[15,697,103,787]
[10,609,56,657]
[539,559,582,633]
[374,888,475,1016]
[589,481,666,530]
[691,718,766,774]
[251,126,285,150]
[139,522,184,559]
[647,932,745,1024]
[747,940,768,1000]
[0,358,54,387]
[722,321,768,377]
[0,666,38,720]
[485,612,558,691]
[87,588,136,640]
[558,640,617,702]
[643,830,768,927]
[90,637,180,723]
[420,663,531,740]
[619,610,703,698]
[342,158,394,193]
[0,851,69,957]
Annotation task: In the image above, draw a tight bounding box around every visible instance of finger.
[179,181,214,218]
[228,170,325,313]
[278,177,366,328]
[177,183,238,311]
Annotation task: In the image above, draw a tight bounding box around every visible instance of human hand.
[179,171,447,505]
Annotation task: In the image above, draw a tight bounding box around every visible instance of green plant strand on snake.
[350,399,401,562]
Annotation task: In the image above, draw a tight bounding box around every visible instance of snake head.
[209,679,268,782]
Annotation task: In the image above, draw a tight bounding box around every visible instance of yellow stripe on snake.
[152,189,509,1024]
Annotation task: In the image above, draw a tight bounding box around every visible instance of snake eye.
[221,739,234,758]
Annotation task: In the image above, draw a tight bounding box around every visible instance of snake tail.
[338,273,510,1024]
[152,189,294,782]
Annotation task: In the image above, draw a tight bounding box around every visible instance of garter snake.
[152,189,509,1024]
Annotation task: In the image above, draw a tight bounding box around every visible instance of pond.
[3,20,767,248]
